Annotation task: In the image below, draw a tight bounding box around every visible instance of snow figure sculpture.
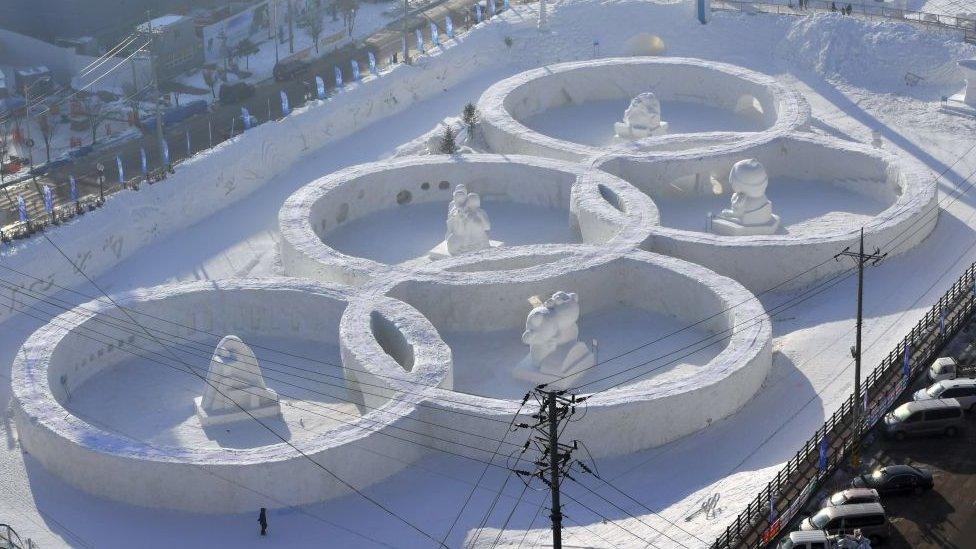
[614,92,668,140]
[513,291,595,389]
[445,184,491,255]
[958,59,976,107]
[194,335,281,426]
[711,158,781,236]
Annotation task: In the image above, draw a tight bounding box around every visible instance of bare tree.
[79,93,115,145]
[297,8,326,52]
[338,0,359,37]
[234,38,260,70]
[37,113,59,163]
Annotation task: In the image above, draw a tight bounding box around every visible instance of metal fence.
[0,524,34,549]
[713,262,976,548]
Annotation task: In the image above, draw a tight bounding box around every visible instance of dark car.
[219,82,256,105]
[851,464,933,496]
[273,59,309,81]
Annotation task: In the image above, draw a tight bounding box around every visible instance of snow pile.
[778,13,976,91]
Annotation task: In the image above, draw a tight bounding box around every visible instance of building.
[136,15,204,84]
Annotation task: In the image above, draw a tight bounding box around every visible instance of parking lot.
[784,320,976,548]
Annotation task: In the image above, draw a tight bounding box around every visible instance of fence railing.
[0,524,34,549]
[713,261,976,548]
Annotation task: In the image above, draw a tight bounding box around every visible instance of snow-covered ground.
[3,0,976,547]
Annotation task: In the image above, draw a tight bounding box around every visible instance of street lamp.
[24,76,52,190]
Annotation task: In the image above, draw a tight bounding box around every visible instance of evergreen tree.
[439,126,458,154]
[462,103,478,129]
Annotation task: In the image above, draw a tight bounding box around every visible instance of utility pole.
[146,12,165,171]
[288,0,295,54]
[273,0,280,63]
[835,228,885,469]
[402,0,411,64]
[514,388,586,549]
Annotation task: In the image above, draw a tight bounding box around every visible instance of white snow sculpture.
[513,291,595,389]
[958,59,976,107]
[711,158,780,236]
[194,335,281,427]
[614,92,668,140]
[445,184,491,255]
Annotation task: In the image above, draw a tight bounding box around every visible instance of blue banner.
[416,28,424,53]
[446,16,454,38]
[43,185,53,212]
[940,307,946,335]
[818,435,827,472]
[504,0,509,9]
[116,155,124,183]
[186,130,191,155]
[903,341,910,378]
[280,90,290,116]
[315,76,326,99]
[140,147,147,175]
[697,0,710,24]
[476,4,482,22]
[241,106,252,130]
[334,65,343,88]
[69,175,78,202]
[430,22,440,46]
[368,52,378,75]
[162,138,170,165]
[351,60,361,81]
[489,0,496,15]
[17,196,27,223]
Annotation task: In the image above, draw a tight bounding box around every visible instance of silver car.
[819,488,880,509]
[883,398,964,439]
[913,378,976,411]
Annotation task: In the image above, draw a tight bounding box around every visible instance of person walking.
[258,507,268,536]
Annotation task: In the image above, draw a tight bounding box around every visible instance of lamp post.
[24,76,52,192]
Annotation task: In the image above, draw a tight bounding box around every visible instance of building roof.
[137,14,187,33]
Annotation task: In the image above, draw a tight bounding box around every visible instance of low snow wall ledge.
[0,32,504,325]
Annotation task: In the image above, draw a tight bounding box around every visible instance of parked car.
[219,82,256,105]
[799,502,889,543]
[913,378,976,410]
[927,357,976,382]
[777,530,872,549]
[883,398,964,439]
[68,145,93,159]
[273,59,309,81]
[850,464,934,495]
[819,488,879,509]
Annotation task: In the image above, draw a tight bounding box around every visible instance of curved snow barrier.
[278,154,657,286]
[477,56,809,162]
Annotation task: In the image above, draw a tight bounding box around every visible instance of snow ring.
[477,56,809,162]
[278,154,658,286]
[595,132,939,291]
[349,249,773,458]
[11,278,450,513]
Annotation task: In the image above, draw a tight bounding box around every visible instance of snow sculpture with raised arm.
[614,92,669,140]
[445,184,491,255]
[513,291,595,389]
[711,158,781,236]
[194,335,281,427]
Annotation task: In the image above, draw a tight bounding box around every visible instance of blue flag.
[241,107,252,130]
[42,185,53,213]
[351,60,361,81]
[368,52,378,75]
[116,155,124,183]
[415,28,424,53]
[315,76,326,99]
[140,147,147,175]
[17,196,27,223]
[818,435,828,473]
[697,0,711,24]
[503,0,509,9]
[69,176,78,202]
[162,138,170,165]
[446,16,454,38]
[430,22,440,46]
[280,90,290,116]
[489,0,496,15]
[940,307,946,335]
[476,4,482,22]
[186,130,191,155]
[334,65,343,88]
[903,342,910,378]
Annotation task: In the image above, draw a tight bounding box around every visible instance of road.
[0,0,496,230]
